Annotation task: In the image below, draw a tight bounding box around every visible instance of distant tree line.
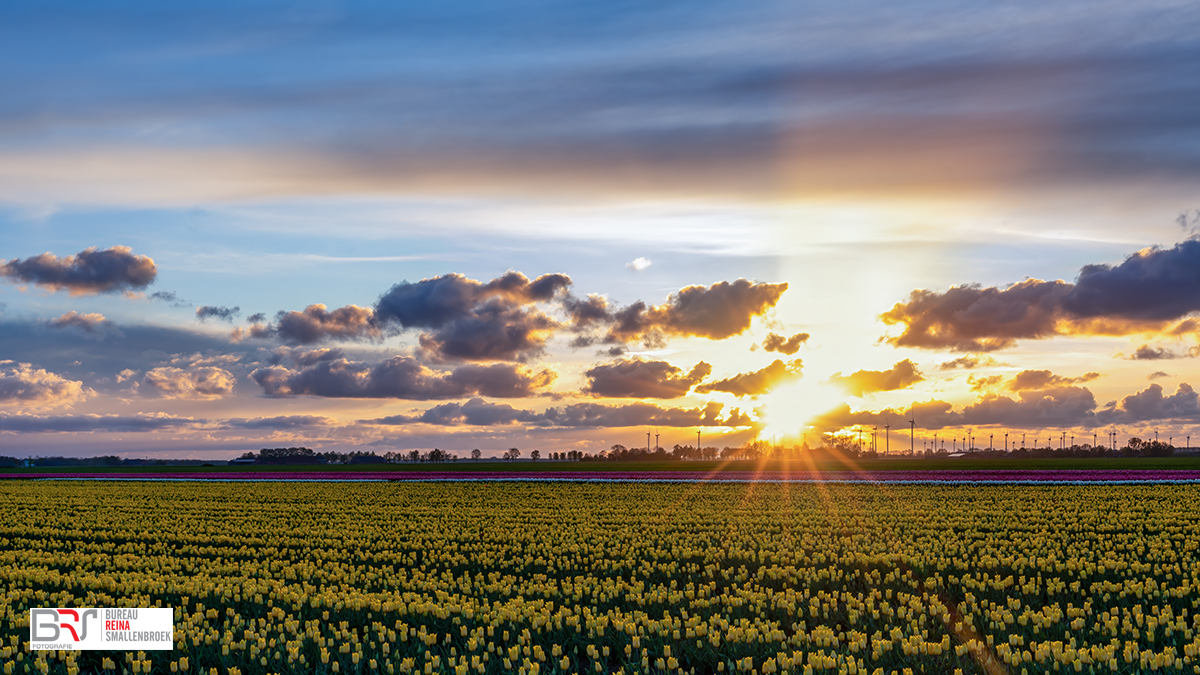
[0,455,211,468]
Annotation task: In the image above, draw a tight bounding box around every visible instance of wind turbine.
[884,416,891,456]
[908,406,916,456]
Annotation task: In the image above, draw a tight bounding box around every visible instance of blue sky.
[2,0,1199,457]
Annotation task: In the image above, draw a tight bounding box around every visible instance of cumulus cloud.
[364,399,750,428]
[0,362,92,409]
[140,366,236,399]
[1007,369,1100,391]
[1098,383,1200,423]
[881,238,1200,352]
[1061,239,1200,322]
[828,360,923,397]
[375,271,571,361]
[758,332,809,355]
[196,305,240,323]
[251,356,555,400]
[695,359,802,397]
[625,257,652,272]
[1,246,156,295]
[598,279,788,347]
[46,311,122,339]
[881,279,1071,352]
[583,358,711,399]
[247,304,381,345]
[959,387,1098,428]
[0,412,202,433]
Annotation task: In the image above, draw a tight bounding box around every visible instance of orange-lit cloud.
[0,362,93,409]
[882,239,1200,351]
[140,366,237,400]
[756,332,810,355]
[827,359,923,397]
[695,359,802,398]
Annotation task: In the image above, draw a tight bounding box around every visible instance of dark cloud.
[695,359,802,397]
[601,279,788,346]
[539,400,746,428]
[246,312,266,324]
[1,246,156,295]
[251,356,555,400]
[1007,369,1100,391]
[583,358,711,399]
[1129,344,1193,360]
[223,415,333,429]
[0,412,203,433]
[0,361,92,408]
[370,398,544,427]
[196,305,240,323]
[247,304,381,345]
[881,279,1071,352]
[1148,371,1171,380]
[1100,383,1200,423]
[375,272,570,361]
[564,294,613,329]
[140,366,237,400]
[149,291,190,307]
[960,386,1098,428]
[1061,239,1200,322]
[828,359,923,396]
[46,311,122,339]
[363,399,749,429]
[882,239,1200,352]
[758,332,809,355]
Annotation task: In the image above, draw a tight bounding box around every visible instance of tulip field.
[3,480,1200,675]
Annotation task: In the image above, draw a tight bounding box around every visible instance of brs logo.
[31,609,99,642]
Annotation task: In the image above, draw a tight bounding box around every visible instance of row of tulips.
[3,470,1200,483]
[2,481,1200,674]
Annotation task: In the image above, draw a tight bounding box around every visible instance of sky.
[1,0,1199,459]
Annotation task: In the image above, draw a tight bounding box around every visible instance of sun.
[755,378,826,445]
